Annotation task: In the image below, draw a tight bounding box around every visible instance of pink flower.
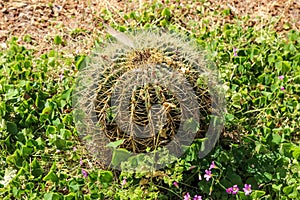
[232,185,239,195]
[204,170,212,181]
[184,192,191,200]
[278,75,284,80]
[233,47,238,57]
[243,184,252,195]
[226,187,233,194]
[80,158,83,166]
[193,195,202,200]
[173,181,179,188]
[209,161,216,170]
[81,169,88,178]
[226,185,239,195]
[280,86,285,90]
[73,147,77,151]
[122,177,127,186]
[59,73,64,81]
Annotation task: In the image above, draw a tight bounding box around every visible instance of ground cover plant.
[0,0,299,199]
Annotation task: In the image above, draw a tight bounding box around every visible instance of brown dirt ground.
[0,0,299,56]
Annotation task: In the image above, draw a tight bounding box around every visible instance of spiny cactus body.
[73,27,223,170]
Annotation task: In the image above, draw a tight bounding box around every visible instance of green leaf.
[50,162,57,171]
[226,168,243,186]
[272,133,281,144]
[6,121,18,135]
[46,126,56,136]
[231,93,242,109]
[118,26,127,32]
[64,192,76,200]
[54,138,66,149]
[225,113,234,122]
[61,129,72,140]
[23,34,32,43]
[272,184,282,191]
[288,187,299,199]
[255,141,262,154]
[12,186,18,197]
[48,57,56,67]
[42,106,52,115]
[291,146,300,159]
[99,171,113,184]
[283,23,291,30]
[24,114,38,126]
[236,191,246,199]
[61,88,72,101]
[44,192,53,200]
[160,19,168,27]
[106,139,125,148]
[280,61,291,73]
[53,35,62,45]
[30,158,44,178]
[161,8,171,19]
[279,143,293,157]
[250,190,266,198]
[43,171,58,182]
[44,192,61,200]
[26,182,34,190]
[68,180,80,192]
[5,88,18,100]
[263,172,273,181]
[21,145,33,157]
[283,185,293,195]
[35,137,44,147]
[6,150,23,167]
[76,55,88,70]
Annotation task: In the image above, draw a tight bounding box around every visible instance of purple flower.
[232,185,239,195]
[243,184,252,195]
[278,75,284,80]
[193,195,202,200]
[81,169,88,178]
[204,170,212,181]
[184,192,191,200]
[233,47,238,57]
[226,187,233,194]
[209,161,216,170]
[173,181,179,188]
[280,86,285,90]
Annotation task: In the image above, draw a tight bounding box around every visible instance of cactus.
[73,26,225,170]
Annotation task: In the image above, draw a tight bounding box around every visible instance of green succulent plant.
[73,26,224,171]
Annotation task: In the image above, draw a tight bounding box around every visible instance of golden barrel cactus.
[73,26,225,171]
